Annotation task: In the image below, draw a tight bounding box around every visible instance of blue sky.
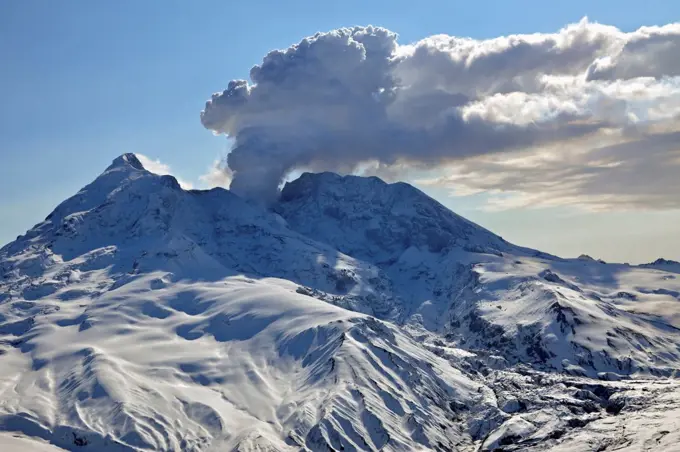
[1,0,678,262]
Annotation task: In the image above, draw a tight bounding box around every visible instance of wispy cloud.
[199,159,232,189]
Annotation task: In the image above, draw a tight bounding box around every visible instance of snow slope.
[0,433,67,451]
[276,172,680,377]
[1,154,680,451]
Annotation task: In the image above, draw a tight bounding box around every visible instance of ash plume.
[201,20,680,207]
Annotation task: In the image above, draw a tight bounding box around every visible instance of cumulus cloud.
[586,23,680,81]
[135,154,194,190]
[201,19,680,209]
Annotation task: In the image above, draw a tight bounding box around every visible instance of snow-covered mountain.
[1,154,680,451]
[276,171,680,377]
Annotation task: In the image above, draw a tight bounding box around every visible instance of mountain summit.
[276,172,512,262]
[108,153,146,171]
[1,155,680,451]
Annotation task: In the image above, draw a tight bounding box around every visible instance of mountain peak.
[280,171,386,202]
[277,171,511,261]
[25,153,171,246]
[106,153,145,172]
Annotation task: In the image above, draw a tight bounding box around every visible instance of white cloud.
[135,154,194,190]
